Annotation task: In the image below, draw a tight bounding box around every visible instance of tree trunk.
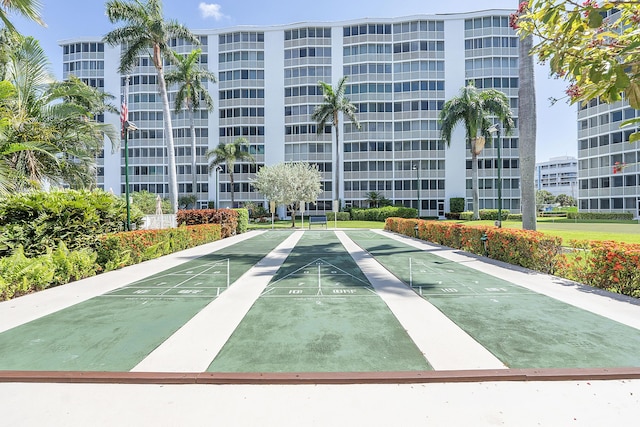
[229,170,235,206]
[189,108,197,204]
[471,143,480,220]
[519,33,537,230]
[333,111,340,210]
[157,68,178,214]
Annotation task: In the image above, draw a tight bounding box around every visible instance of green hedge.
[0,189,143,257]
[324,212,350,221]
[351,206,417,221]
[567,212,633,221]
[449,197,465,213]
[234,208,249,233]
[459,209,510,221]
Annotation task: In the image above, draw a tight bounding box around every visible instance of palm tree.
[519,33,537,230]
[312,76,360,209]
[0,37,117,190]
[103,0,199,214]
[439,82,514,220]
[207,138,255,207]
[165,48,216,203]
[365,191,382,208]
[0,0,44,32]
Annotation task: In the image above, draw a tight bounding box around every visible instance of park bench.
[308,215,327,229]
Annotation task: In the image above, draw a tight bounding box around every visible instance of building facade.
[60,10,522,216]
[535,156,577,198]
[577,98,640,217]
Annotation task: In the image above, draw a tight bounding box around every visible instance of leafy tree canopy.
[513,1,640,141]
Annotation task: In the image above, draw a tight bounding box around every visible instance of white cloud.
[199,3,226,20]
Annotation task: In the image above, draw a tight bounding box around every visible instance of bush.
[176,208,238,238]
[351,206,417,221]
[0,189,143,257]
[449,197,465,213]
[507,214,522,221]
[567,212,633,221]
[131,190,171,214]
[459,210,510,221]
[97,224,221,272]
[445,212,461,220]
[234,208,249,233]
[385,218,564,275]
[0,246,54,300]
[324,212,350,221]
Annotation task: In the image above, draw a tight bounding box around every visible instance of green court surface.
[0,232,291,371]
[207,231,432,373]
[346,230,640,369]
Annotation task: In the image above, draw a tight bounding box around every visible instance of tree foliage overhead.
[513,1,640,141]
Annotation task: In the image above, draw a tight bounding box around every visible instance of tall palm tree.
[0,37,117,190]
[206,137,255,207]
[103,0,199,214]
[519,33,537,230]
[165,48,216,203]
[312,76,360,209]
[440,82,514,220]
[0,0,45,32]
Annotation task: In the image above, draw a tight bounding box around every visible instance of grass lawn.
[453,218,640,244]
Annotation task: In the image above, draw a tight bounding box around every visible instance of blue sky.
[13,0,577,161]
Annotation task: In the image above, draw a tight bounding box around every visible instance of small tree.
[206,137,255,207]
[536,189,555,210]
[365,191,383,208]
[555,193,576,207]
[252,162,322,228]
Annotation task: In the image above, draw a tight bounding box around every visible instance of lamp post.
[215,165,222,209]
[488,124,502,227]
[413,163,420,218]
[124,120,138,231]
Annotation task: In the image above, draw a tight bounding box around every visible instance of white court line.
[131,231,304,373]
[336,231,506,371]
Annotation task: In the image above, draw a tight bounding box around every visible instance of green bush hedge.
[0,189,142,257]
[567,212,633,221]
[459,209,510,221]
[351,206,417,221]
[324,212,350,221]
[234,208,249,233]
[449,197,465,213]
[507,213,523,221]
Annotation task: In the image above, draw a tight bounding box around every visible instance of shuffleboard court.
[346,230,640,369]
[207,231,432,372]
[0,232,292,371]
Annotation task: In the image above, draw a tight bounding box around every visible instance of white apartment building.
[535,156,578,198]
[60,9,522,217]
[577,98,640,217]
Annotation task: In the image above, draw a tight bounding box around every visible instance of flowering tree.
[512,1,640,142]
[252,162,322,227]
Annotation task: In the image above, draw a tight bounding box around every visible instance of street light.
[413,163,420,218]
[215,165,222,209]
[488,124,502,228]
[124,120,138,231]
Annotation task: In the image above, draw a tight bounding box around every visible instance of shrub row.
[351,206,417,221]
[385,218,563,274]
[566,212,633,221]
[96,224,221,272]
[0,189,143,257]
[176,208,239,237]
[558,240,640,298]
[324,212,350,221]
[459,209,511,221]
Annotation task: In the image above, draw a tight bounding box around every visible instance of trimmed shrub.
[459,210,510,221]
[507,213,522,221]
[176,208,238,238]
[386,218,563,275]
[97,224,221,272]
[0,189,143,257]
[567,212,633,221]
[449,197,465,213]
[234,208,249,234]
[445,212,461,220]
[324,212,350,221]
[352,206,417,221]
